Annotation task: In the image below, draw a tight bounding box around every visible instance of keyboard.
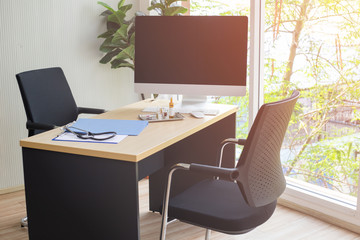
[202,109,220,116]
[142,107,219,116]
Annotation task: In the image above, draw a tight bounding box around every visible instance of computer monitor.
[135,16,248,99]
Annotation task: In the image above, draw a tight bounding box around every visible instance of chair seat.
[168,179,277,234]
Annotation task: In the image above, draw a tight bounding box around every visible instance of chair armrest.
[220,138,246,146]
[26,121,56,131]
[77,107,105,114]
[160,162,239,236]
[237,138,246,146]
[217,138,247,167]
[189,163,239,181]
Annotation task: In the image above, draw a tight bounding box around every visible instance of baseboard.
[0,185,24,195]
[278,198,360,234]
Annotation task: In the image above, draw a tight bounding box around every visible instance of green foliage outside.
[192,0,360,197]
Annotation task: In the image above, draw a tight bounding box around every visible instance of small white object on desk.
[190,111,205,119]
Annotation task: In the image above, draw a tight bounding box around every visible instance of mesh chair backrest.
[16,67,78,136]
[236,91,299,207]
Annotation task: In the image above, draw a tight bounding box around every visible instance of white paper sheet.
[53,132,127,144]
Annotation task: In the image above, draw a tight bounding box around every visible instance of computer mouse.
[191,111,205,119]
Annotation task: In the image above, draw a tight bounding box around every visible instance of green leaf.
[114,45,135,61]
[115,51,129,61]
[148,3,166,12]
[112,24,129,44]
[117,0,125,9]
[98,1,115,13]
[164,6,188,16]
[118,62,135,70]
[128,22,135,38]
[111,39,129,49]
[99,49,121,64]
[100,10,112,17]
[107,21,120,31]
[97,30,115,38]
[120,4,133,13]
[125,45,135,59]
[130,32,135,45]
[107,11,126,25]
[99,38,116,53]
[110,59,124,68]
[110,59,134,70]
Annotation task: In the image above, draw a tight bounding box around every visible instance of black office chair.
[160,91,300,240]
[16,67,105,136]
[16,67,106,226]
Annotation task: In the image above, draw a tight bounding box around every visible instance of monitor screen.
[135,16,248,97]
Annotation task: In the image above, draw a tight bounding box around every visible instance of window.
[187,0,360,232]
[263,0,360,230]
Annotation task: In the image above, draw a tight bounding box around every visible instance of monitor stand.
[175,95,216,114]
[181,95,207,104]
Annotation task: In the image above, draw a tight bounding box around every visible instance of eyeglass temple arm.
[217,138,246,167]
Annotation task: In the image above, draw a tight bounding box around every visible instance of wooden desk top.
[20,100,237,162]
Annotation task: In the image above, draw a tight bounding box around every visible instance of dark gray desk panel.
[22,148,141,240]
[138,150,164,181]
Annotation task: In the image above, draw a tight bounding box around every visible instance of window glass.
[264,0,360,198]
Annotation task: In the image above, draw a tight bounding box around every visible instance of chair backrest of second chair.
[16,67,79,135]
[236,91,299,208]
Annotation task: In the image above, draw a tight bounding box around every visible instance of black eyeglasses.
[63,125,116,141]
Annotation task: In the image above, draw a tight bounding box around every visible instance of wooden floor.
[1,179,359,240]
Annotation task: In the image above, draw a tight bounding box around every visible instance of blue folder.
[70,118,148,136]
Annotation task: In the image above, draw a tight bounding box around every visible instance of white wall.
[0,0,140,190]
